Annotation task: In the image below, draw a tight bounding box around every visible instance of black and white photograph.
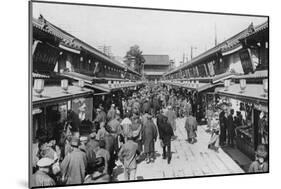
[29,1,269,188]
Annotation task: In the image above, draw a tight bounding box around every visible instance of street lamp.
[61,79,69,93]
[224,79,230,91]
[78,80,85,91]
[34,79,44,97]
[240,79,246,93]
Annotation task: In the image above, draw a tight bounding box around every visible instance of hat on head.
[97,108,101,112]
[111,104,115,107]
[147,114,153,119]
[37,157,54,168]
[167,105,172,109]
[255,144,268,158]
[80,136,88,142]
[89,132,96,139]
[116,110,120,115]
[71,136,79,147]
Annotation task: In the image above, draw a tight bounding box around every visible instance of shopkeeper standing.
[67,110,81,137]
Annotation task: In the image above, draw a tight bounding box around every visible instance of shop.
[32,81,94,142]
[217,81,268,159]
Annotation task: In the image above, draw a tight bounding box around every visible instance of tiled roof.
[143,55,170,65]
[164,23,255,76]
[240,21,268,40]
[33,15,140,77]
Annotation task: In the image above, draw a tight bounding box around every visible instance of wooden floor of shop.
[114,117,244,181]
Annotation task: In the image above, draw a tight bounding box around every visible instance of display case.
[236,126,255,159]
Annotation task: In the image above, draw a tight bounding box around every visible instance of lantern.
[78,80,85,90]
[108,80,112,88]
[240,79,246,93]
[263,78,268,96]
[196,80,199,88]
[224,79,230,91]
[34,79,44,97]
[61,79,69,93]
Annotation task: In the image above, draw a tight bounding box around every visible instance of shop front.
[32,84,94,142]
[217,82,268,159]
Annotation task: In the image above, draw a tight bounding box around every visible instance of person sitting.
[248,144,269,173]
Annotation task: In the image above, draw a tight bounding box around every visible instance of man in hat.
[118,132,139,181]
[185,113,198,144]
[166,105,177,131]
[79,136,97,175]
[131,112,143,153]
[219,110,227,146]
[248,144,268,173]
[107,104,116,121]
[103,124,118,176]
[158,116,174,164]
[96,122,108,141]
[96,140,110,174]
[142,114,158,163]
[31,157,56,187]
[120,112,133,143]
[107,111,121,154]
[61,137,87,185]
[227,109,235,147]
[94,108,106,125]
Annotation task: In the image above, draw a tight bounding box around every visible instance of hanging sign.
[239,48,254,74]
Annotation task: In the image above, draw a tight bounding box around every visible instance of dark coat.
[227,114,234,131]
[158,119,174,145]
[142,119,157,153]
[142,101,151,114]
[31,170,56,187]
[61,148,87,185]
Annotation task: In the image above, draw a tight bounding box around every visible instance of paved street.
[115,117,244,181]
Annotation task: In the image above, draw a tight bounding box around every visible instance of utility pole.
[190,46,197,60]
[215,23,218,46]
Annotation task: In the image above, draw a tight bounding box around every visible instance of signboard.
[239,48,254,74]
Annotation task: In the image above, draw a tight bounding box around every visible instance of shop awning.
[164,81,222,92]
[233,70,268,80]
[32,85,93,107]
[61,71,130,83]
[217,84,268,104]
[212,72,236,84]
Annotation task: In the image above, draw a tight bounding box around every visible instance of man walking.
[219,110,227,146]
[118,133,139,181]
[166,105,177,131]
[107,104,116,121]
[61,137,87,185]
[185,113,198,144]
[158,116,174,164]
[142,114,158,163]
[31,157,56,187]
[227,109,235,147]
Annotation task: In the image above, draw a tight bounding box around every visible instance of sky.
[32,2,267,67]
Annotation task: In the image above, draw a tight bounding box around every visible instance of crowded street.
[115,116,244,181]
[30,3,268,188]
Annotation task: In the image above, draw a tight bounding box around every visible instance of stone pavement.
[114,117,244,181]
